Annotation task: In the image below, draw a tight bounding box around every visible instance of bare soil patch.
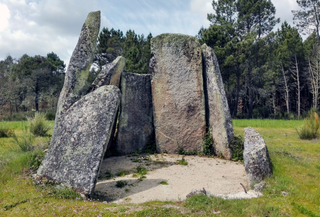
[96,154,248,204]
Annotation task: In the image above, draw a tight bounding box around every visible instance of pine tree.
[292,0,320,43]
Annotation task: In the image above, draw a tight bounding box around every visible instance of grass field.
[0,119,319,216]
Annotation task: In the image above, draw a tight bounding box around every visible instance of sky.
[0,0,300,67]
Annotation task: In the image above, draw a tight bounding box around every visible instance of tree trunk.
[281,62,290,113]
[232,72,240,117]
[35,80,39,112]
[247,60,253,119]
[295,54,301,118]
[309,59,319,108]
[272,79,277,115]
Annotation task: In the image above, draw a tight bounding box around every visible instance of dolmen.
[36,11,235,196]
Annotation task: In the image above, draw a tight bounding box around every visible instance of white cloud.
[0,4,10,32]
[0,0,101,66]
[189,0,212,32]
[0,0,307,67]
[272,0,300,30]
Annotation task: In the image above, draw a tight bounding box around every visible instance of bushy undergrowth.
[28,112,50,137]
[230,135,244,161]
[202,131,214,156]
[296,111,320,140]
[12,132,34,152]
[0,126,14,138]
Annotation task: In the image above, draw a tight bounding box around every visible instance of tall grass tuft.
[0,127,14,138]
[296,111,320,140]
[28,112,50,137]
[12,133,34,152]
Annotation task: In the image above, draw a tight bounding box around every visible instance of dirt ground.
[95,154,257,204]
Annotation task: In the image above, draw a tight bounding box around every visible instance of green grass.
[116,170,130,177]
[177,156,188,165]
[1,119,320,216]
[232,119,302,128]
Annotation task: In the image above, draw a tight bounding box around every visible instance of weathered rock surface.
[56,11,100,117]
[201,44,233,160]
[92,56,126,89]
[37,85,121,195]
[53,11,100,139]
[150,33,206,153]
[243,127,272,186]
[115,72,154,154]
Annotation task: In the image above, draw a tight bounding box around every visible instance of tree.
[7,54,65,112]
[46,52,66,73]
[292,0,320,43]
[237,0,280,38]
[96,28,152,74]
[305,32,320,108]
[96,27,124,65]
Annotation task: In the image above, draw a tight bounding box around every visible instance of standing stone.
[243,127,272,186]
[37,85,121,195]
[115,72,154,154]
[201,44,233,160]
[55,11,100,124]
[150,34,206,153]
[92,56,126,89]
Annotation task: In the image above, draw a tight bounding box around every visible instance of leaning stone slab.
[92,56,126,89]
[115,72,154,154]
[243,127,272,186]
[150,33,206,153]
[55,11,100,123]
[37,85,121,195]
[201,44,233,160]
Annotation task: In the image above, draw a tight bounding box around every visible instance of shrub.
[0,127,14,138]
[28,112,50,137]
[296,111,320,140]
[202,131,214,156]
[116,170,129,177]
[45,111,56,121]
[177,156,188,165]
[28,149,46,170]
[136,165,147,175]
[230,135,244,161]
[12,133,34,152]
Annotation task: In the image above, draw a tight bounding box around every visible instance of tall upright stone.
[92,56,126,89]
[36,11,110,196]
[150,34,206,153]
[115,72,154,154]
[201,44,233,160]
[55,11,100,126]
[37,85,121,195]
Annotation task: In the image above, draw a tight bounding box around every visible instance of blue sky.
[0,0,299,66]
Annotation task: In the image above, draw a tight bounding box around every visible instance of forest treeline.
[198,0,320,119]
[1,0,320,120]
[0,30,152,120]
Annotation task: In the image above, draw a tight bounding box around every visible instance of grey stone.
[254,181,266,192]
[115,72,154,154]
[150,33,206,154]
[37,85,121,195]
[92,56,126,89]
[201,44,233,160]
[53,11,100,138]
[244,127,272,186]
